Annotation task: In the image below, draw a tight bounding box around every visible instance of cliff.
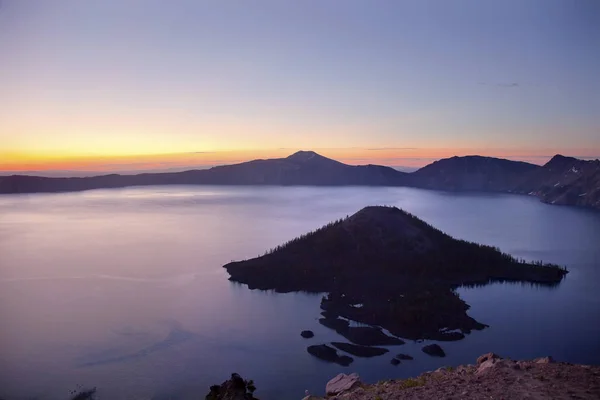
[514,155,600,209]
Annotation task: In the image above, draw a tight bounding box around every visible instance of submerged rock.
[307,344,353,366]
[390,358,401,366]
[318,317,349,332]
[331,342,389,358]
[395,353,414,360]
[422,344,446,357]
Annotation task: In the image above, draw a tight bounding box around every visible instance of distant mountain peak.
[287,150,320,160]
[286,150,342,165]
[544,154,579,168]
[549,154,575,161]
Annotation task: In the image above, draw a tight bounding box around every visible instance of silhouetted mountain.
[225,206,566,342]
[1,151,598,211]
[0,151,407,193]
[225,206,566,293]
[196,151,408,186]
[513,155,600,209]
[410,155,540,192]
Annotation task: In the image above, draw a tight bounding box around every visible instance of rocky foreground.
[302,354,600,400]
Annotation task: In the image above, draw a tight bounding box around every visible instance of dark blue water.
[1,186,599,399]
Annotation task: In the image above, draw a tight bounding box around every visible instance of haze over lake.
[1,186,599,400]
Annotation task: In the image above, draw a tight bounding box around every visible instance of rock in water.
[331,342,389,358]
[342,326,405,346]
[307,344,353,366]
[422,344,446,357]
[300,330,314,338]
[318,317,350,332]
[396,353,414,360]
[326,373,361,396]
[319,317,403,346]
[390,358,401,366]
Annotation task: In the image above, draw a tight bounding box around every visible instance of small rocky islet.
[331,342,389,358]
[300,330,314,339]
[307,344,354,367]
[224,206,567,364]
[422,343,446,357]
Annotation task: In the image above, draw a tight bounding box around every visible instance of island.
[224,206,567,359]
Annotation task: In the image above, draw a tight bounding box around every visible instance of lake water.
[1,186,599,400]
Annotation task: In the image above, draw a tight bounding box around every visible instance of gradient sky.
[1,0,599,173]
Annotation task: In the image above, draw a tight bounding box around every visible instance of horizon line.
[2,150,599,179]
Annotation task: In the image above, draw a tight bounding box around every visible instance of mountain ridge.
[410,155,540,192]
[1,150,598,210]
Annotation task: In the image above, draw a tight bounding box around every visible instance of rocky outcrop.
[476,352,500,364]
[325,373,361,396]
[306,354,600,399]
[391,353,415,365]
[422,344,446,357]
[205,373,258,400]
[330,342,389,358]
[475,352,504,375]
[514,155,600,210]
[534,356,556,364]
[410,154,600,210]
[306,344,353,366]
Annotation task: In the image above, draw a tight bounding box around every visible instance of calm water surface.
[1,186,599,399]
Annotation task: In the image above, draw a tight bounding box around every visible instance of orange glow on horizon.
[2,147,600,175]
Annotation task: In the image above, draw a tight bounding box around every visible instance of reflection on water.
[1,186,599,399]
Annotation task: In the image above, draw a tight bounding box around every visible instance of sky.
[1,0,599,174]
